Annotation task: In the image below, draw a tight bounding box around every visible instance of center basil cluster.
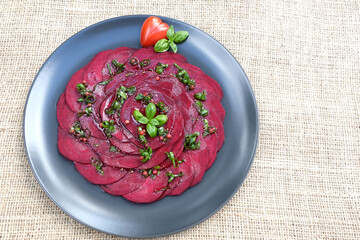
[133,102,168,138]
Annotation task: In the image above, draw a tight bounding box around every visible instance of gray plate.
[23,15,258,238]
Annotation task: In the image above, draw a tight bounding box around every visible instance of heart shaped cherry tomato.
[140,16,169,47]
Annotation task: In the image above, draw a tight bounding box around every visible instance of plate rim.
[23,14,259,238]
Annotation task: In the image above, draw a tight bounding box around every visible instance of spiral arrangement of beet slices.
[57,47,225,203]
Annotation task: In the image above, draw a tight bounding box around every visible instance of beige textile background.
[1,0,359,239]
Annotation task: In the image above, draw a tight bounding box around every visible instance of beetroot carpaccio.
[57,47,225,203]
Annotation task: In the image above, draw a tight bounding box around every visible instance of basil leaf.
[147,123,157,138]
[155,115,168,126]
[169,41,178,53]
[133,110,144,121]
[138,117,149,124]
[167,25,175,41]
[145,103,156,119]
[154,39,170,53]
[173,31,189,43]
[149,118,160,126]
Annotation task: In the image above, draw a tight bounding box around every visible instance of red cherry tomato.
[140,16,169,47]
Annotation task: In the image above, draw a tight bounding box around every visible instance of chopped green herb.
[156,102,169,114]
[139,147,152,163]
[107,63,113,77]
[184,132,201,150]
[166,171,183,183]
[129,57,139,66]
[194,101,209,117]
[134,93,152,104]
[165,152,182,168]
[101,120,115,138]
[194,90,207,101]
[110,145,120,153]
[203,119,217,137]
[70,121,86,138]
[91,157,104,175]
[174,63,196,90]
[140,59,150,68]
[111,59,125,73]
[155,63,168,74]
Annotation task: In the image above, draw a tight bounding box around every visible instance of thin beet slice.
[101,47,137,78]
[205,105,225,151]
[110,136,140,155]
[57,126,97,164]
[193,84,225,122]
[57,93,78,132]
[87,137,143,168]
[88,84,107,123]
[123,170,168,203]
[101,171,146,196]
[75,162,126,185]
[65,67,86,112]
[79,115,106,140]
[169,157,194,196]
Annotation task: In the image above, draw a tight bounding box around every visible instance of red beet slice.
[65,66,86,112]
[101,171,146,196]
[87,137,143,168]
[75,162,126,185]
[110,136,140,155]
[169,158,194,196]
[57,93,78,132]
[79,115,106,140]
[57,126,97,164]
[123,170,168,203]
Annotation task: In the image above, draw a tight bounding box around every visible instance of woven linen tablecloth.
[1,0,359,239]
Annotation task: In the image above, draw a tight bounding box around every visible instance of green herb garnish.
[91,157,104,175]
[140,59,150,68]
[110,145,120,153]
[166,171,183,183]
[194,101,209,117]
[194,90,207,101]
[101,120,115,138]
[154,25,189,53]
[165,152,183,168]
[184,132,200,150]
[139,147,152,163]
[174,63,196,90]
[203,119,217,137]
[134,93,153,104]
[155,63,168,74]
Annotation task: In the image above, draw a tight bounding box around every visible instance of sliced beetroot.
[123,170,168,203]
[137,139,173,169]
[88,84,107,123]
[75,162,126,185]
[110,135,140,155]
[79,115,106,140]
[82,49,114,87]
[169,157,194,196]
[65,66,86,112]
[58,48,226,203]
[205,106,225,151]
[166,63,223,100]
[99,93,115,122]
[194,84,225,122]
[101,171,146,196]
[87,137,143,168]
[57,126,97,164]
[101,47,137,78]
[57,93,78,132]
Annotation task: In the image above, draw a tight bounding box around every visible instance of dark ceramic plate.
[23,15,258,238]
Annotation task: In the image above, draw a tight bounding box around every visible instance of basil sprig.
[133,103,168,138]
[154,25,189,53]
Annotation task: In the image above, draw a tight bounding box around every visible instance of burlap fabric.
[1,0,359,239]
